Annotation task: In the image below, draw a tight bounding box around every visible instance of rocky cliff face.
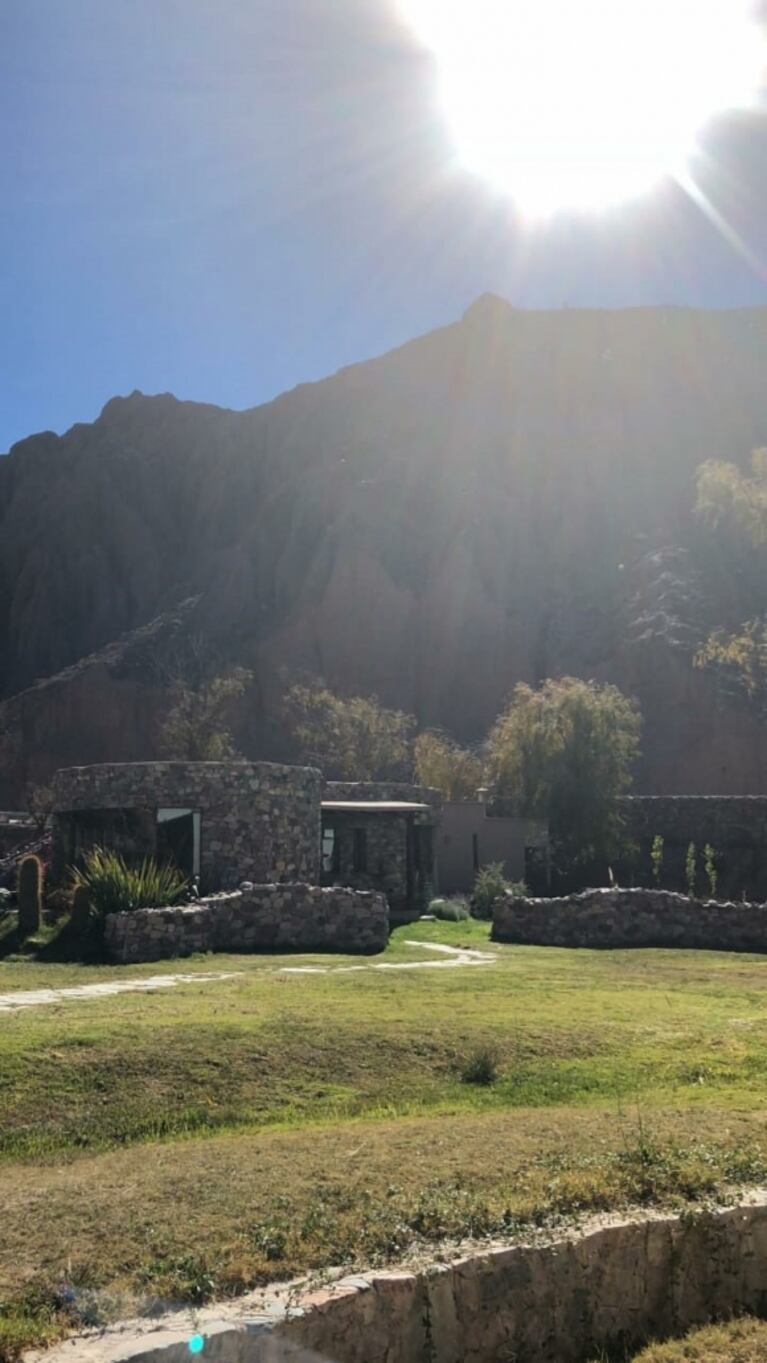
[2,295,767,801]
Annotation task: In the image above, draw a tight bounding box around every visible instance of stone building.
[51,761,321,892]
[321,782,440,923]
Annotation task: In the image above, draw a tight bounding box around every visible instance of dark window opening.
[322,825,340,880]
[472,833,480,873]
[64,807,155,870]
[156,809,200,880]
[353,827,368,874]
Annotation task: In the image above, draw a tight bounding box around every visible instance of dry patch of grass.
[2,1105,767,1353]
[620,1316,767,1362]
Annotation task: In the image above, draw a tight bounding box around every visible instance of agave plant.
[69,846,189,919]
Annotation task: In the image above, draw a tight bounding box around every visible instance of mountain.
[2,294,767,802]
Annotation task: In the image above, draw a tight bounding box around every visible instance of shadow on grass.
[0,911,103,965]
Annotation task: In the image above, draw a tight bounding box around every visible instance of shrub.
[651,834,664,886]
[470,863,527,919]
[17,854,43,937]
[429,897,470,922]
[704,843,718,899]
[69,848,189,920]
[461,1045,499,1086]
[685,842,697,898]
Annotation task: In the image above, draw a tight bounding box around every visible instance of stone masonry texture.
[52,761,321,891]
[103,884,389,962]
[493,886,767,952]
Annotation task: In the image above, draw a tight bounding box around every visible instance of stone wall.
[618,795,767,901]
[52,762,321,891]
[493,886,767,952]
[326,812,416,920]
[103,883,389,962]
[33,1196,767,1363]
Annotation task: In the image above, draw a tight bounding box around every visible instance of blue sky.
[2,0,767,453]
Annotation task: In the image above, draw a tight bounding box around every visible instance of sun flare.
[400,0,765,215]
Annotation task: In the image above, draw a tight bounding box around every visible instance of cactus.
[70,884,93,935]
[17,854,43,936]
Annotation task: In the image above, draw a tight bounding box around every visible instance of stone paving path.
[0,942,497,1013]
[0,972,240,1013]
[278,940,497,974]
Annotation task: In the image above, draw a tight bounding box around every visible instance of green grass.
[3,922,767,1357]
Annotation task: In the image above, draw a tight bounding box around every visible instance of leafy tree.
[695,620,767,710]
[414,731,484,800]
[696,449,767,547]
[694,452,767,709]
[486,677,641,873]
[159,667,253,761]
[283,682,415,780]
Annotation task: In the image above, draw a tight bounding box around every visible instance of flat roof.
[321,801,431,814]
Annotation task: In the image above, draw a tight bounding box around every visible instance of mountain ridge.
[2,297,767,801]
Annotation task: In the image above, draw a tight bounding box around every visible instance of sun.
[400,0,765,215]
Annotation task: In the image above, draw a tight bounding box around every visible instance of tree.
[694,451,767,709]
[696,449,767,547]
[485,677,641,872]
[25,783,55,834]
[283,682,415,780]
[159,667,253,761]
[414,731,484,800]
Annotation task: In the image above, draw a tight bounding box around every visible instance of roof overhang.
[321,801,431,814]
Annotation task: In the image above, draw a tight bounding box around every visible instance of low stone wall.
[32,1195,767,1363]
[493,886,767,952]
[104,883,389,963]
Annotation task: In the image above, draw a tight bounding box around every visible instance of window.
[322,826,338,878]
[353,827,368,874]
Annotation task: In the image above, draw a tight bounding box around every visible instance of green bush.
[429,897,470,922]
[685,842,697,898]
[461,1045,499,1086]
[651,834,664,886]
[470,863,527,919]
[704,843,718,899]
[69,847,189,920]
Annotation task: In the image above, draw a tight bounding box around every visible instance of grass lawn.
[2,920,767,1358]
[615,1317,767,1362]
